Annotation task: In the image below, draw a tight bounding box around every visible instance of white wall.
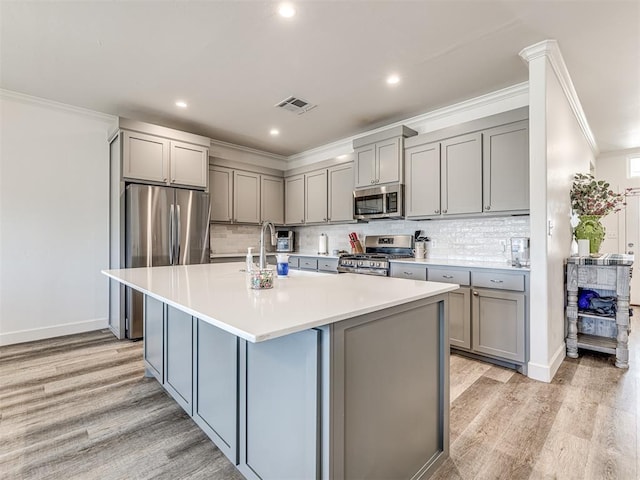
[0,91,116,345]
[522,41,595,382]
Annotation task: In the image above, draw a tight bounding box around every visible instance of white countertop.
[210,252,278,258]
[389,257,530,272]
[103,263,458,343]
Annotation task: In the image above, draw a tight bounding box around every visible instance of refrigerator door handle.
[176,204,181,262]
[169,203,175,265]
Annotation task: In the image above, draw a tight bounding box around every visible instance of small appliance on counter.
[510,237,530,267]
[276,230,295,252]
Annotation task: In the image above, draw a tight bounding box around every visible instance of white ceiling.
[1,1,638,158]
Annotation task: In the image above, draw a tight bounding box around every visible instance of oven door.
[353,185,403,219]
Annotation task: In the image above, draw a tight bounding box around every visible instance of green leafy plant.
[570,173,627,216]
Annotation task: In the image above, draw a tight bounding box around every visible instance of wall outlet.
[499,239,507,252]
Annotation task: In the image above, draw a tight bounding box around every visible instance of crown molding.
[519,39,599,156]
[209,137,288,170]
[0,88,117,124]
[287,82,529,168]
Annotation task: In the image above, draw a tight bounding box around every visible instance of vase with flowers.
[570,173,627,254]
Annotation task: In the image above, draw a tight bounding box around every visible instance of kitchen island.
[103,263,458,480]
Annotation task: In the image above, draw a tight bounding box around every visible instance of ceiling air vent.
[275,96,317,115]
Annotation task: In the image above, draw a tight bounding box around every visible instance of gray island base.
[104,264,455,480]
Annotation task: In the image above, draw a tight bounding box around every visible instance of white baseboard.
[0,318,109,346]
[527,342,566,383]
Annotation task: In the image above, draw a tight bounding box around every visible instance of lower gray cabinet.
[164,305,194,414]
[390,262,428,280]
[143,295,164,383]
[194,319,238,464]
[448,287,471,350]
[471,288,525,362]
[240,329,320,480]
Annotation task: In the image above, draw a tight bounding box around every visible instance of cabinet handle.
[442,275,454,279]
[485,205,491,210]
[404,271,414,276]
[443,209,448,214]
[301,219,305,223]
[371,180,374,184]
[323,218,327,221]
[435,209,440,214]
[490,279,504,284]
[473,291,479,296]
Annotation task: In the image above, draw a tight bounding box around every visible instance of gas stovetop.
[338,235,414,276]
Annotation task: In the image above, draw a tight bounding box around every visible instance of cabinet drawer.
[428,268,470,286]
[318,258,339,273]
[472,271,525,291]
[390,263,427,281]
[299,258,319,270]
[288,257,300,269]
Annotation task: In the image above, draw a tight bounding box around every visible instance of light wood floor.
[1,328,638,479]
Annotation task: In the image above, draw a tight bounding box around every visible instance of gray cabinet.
[143,295,164,382]
[328,163,355,223]
[123,131,208,188]
[209,166,233,222]
[390,262,428,281]
[288,255,339,273]
[211,166,284,225]
[261,175,284,224]
[482,120,529,213]
[471,288,525,363]
[164,305,194,414]
[285,174,305,225]
[305,169,328,223]
[441,133,482,215]
[240,330,320,480]
[354,137,402,187]
[233,170,261,224]
[194,319,239,463]
[405,141,441,217]
[449,287,472,350]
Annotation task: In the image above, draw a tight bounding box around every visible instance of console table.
[566,254,633,368]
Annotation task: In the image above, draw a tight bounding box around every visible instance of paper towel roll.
[319,233,328,255]
[577,239,590,257]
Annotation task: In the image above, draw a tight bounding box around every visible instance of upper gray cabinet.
[122,129,208,189]
[441,133,483,215]
[210,166,284,225]
[404,112,529,219]
[328,163,355,223]
[285,174,305,225]
[482,120,529,213]
[353,125,417,188]
[305,169,328,223]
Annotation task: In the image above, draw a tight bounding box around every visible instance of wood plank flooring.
[1,327,638,479]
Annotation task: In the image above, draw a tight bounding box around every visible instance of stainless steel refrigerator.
[125,184,210,339]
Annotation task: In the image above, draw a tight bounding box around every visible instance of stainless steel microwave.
[353,184,404,220]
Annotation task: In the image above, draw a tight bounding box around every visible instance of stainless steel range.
[338,234,414,276]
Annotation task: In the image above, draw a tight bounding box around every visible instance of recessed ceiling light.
[386,74,400,85]
[270,128,280,136]
[175,100,188,108]
[278,3,296,18]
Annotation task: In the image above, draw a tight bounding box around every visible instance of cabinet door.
[209,167,233,222]
[328,163,354,223]
[354,144,376,188]
[305,169,328,223]
[405,142,441,217]
[242,330,320,480]
[483,121,529,213]
[471,288,525,362]
[170,141,208,188]
[123,131,170,184]
[194,319,239,464]
[144,295,164,383]
[165,305,194,414]
[449,287,471,350]
[376,137,401,185]
[441,133,482,215]
[234,171,261,224]
[261,175,284,224]
[285,175,305,225]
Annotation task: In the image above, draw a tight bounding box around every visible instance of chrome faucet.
[259,221,276,269]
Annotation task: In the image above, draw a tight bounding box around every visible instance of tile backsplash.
[212,216,530,264]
